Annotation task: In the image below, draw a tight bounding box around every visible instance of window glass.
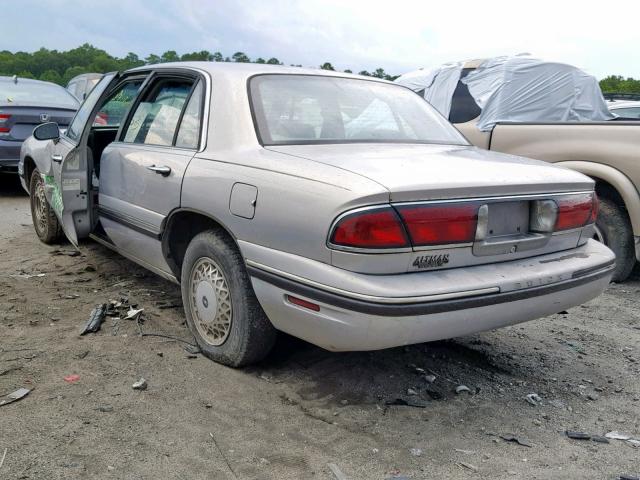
[250,75,467,146]
[66,75,117,141]
[124,79,192,146]
[613,107,640,119]
[175,81,203,149]
[0,79,78,109]
[94,80,143,127]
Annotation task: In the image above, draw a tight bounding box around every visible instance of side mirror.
[33,122,60,141]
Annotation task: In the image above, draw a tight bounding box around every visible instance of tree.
[181,50,213,61]
[266,57,281,65]
[372,68,386,79]
[232,51,250,63]
[39,69,62,84]
[145,54,161,65]
[344,69,352,73]
[254,57,266,64]
[358,70,371,77]
[320,62,335,71]
[212,52,224,62]
[161,50,180,63]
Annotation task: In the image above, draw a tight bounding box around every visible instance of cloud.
[3,0,640,78]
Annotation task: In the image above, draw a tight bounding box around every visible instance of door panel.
[48,73,121,246]
[98,142,194,269]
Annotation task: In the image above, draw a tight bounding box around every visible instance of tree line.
[0,43,399,86]
[1,44,638,93]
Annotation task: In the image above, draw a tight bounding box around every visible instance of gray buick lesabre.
[19,63,615,366]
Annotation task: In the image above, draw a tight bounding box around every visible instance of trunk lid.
[266,143,593,201]
[267,143,596,274]
[0,106,76,141]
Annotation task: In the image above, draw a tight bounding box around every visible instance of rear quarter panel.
[180,148,390,264]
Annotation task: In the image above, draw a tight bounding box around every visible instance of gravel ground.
[1,173,639,480]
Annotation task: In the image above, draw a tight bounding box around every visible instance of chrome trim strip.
[245,259,499,304]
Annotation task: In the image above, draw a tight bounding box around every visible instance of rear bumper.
[245,240,615,351]
[0,140,22,171]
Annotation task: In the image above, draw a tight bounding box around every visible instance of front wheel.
[594,196,635,282]
[29,168,63,244]
[180,230,277,367]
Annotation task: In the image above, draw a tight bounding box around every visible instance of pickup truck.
[397,56,640,281]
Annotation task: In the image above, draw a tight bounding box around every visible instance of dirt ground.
[0,172,639,480]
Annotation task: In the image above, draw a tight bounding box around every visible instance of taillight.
[330,207,409,249]
[0,114,10,133]
[396,203,479,246]
[555,193,597,231]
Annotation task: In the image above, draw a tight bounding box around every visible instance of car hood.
[266,143,594,201]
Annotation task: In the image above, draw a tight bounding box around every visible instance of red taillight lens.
[0,114,9,133]
[330,208,409,249]
[589,194,599,224]
[396,203,479,246]
[286,295,320,312]
[555,193,596,231]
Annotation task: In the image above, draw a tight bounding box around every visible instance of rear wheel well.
[592,177,627,212]
[162,211,239,281]
[23,156,36,192]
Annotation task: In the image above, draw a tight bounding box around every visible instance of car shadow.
[0,173,27,197]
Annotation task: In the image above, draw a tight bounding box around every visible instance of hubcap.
[189,257,232,346]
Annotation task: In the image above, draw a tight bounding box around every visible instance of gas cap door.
[229,183,258,219]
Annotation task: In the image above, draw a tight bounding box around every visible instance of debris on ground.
[79,303,107,335]
[455,385,471,394]
[132,378,148,391]
[124,307,144,321]
[0,387,31,407]
[565,431,591,440]
[458,462,479,472]
[184,344,201,355]
[499,434,533,447]
[327,463,348,480]
[618,475,640,480]
[63,374,80,383]
[96,405,113,412]
[10,272,45,279]
[424,374,436,384]
[409,448,422,456]
[605,431,640,447]
[385,398,429,408]
[525,393,542,406]
[51,249,80,257]
[591,436,610,444]
[406,388,418,396]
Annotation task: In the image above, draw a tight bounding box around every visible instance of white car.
[607,100,640,119]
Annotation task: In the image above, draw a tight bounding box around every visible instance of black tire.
[29,168,63,244]
[180,229,277,367]
[594,196,635,282]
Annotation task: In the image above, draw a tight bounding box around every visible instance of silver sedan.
[19,63,615,366]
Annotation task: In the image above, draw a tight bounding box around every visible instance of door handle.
[51,154,63,163]
[146,165,171,176]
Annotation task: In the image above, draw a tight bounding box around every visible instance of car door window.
[123,79,193,146]
[94,80,144,127]
[175,81,204,149]
[66,73,118,142]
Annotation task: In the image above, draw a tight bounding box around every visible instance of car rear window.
[249,74,468,146]
[0,80,78,109]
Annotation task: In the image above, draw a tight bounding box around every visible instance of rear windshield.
[0,79,79,109]
[249,74,468,146]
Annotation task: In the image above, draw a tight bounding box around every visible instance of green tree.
[232,51,250,63]
[320,62,335,71]
[161,50,180,63]
[145,54,161,65]
[181,50,213,61]
[266,57,281,65]
[344,69,352,73]
[212,52,224,62]
[254,57,266,64]
[39,69,62,84]
[358,70,371,76]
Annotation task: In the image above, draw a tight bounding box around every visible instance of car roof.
[127,61,394,84]
[608,100,640,109]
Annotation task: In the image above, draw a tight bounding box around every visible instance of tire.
[594,196,635,282]
[29,168,63,244]
[180,229,277,367]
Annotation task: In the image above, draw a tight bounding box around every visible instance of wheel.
[29,168,63,244]
[593,196,635,282]
[180,230,277,367]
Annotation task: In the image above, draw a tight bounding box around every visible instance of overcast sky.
[5,0,640,79]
